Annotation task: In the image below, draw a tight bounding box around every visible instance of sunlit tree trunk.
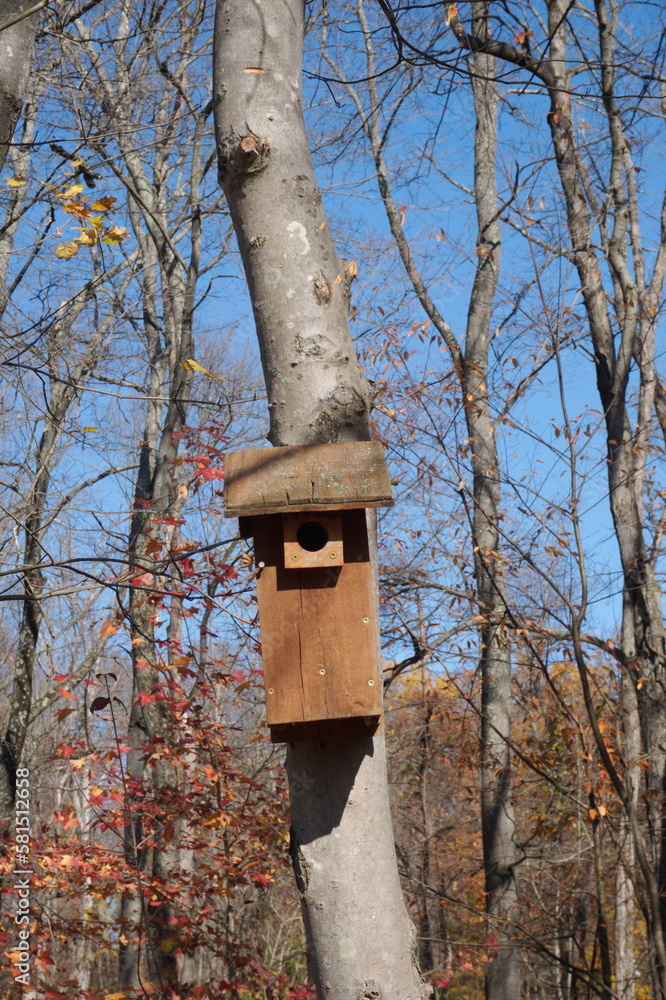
[0,0,37,171]
[213,2,430,996]
[464,8,519,999]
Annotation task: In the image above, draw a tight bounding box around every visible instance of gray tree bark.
[465,9,520,1000]
[0,0,38,171]
[213,2,430,997]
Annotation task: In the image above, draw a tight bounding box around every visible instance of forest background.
[0,1,665,999]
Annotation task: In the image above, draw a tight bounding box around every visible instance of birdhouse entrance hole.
[297,520,328,551]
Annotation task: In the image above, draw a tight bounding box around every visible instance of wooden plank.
[224,442,393,517]
[252,510,383,728]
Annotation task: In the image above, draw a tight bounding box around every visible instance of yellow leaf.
[90,196,116,211]
[102,225,130,244]
[57,184,85,199]
[62,199,90,216]
[104,993,127,1000]
[181,358,226,382]
[6,177,25,187]
[82,426,98,432]
[55,242,80,260]
[76,228,98,246]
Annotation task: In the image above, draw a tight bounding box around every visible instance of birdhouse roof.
[223,442,394,517]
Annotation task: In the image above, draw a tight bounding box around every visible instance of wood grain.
[252,510,383,735]
[224,442,393,517]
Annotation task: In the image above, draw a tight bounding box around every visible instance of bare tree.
[443,2,666,995]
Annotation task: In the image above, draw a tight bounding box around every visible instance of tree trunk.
[0,0,37,171]
[213,2,429,997]
[464,9,519,1000]
[0,299,110,840]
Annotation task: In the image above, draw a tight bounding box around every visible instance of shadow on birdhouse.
[223,442,394,743]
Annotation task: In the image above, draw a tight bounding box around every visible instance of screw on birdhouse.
[368,679,375,686]
[363,617,369,623]
[292,553,299,560]
[268,688,274,695]
[319,668,326,675]
[356,553,363,561]
[329,551,337,559]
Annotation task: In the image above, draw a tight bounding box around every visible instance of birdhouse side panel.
[252,511,383,727]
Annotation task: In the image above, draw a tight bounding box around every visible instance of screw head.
[292,553,299,561]
[362,616,369,624]
[267,688,274,695]
[329,551,337,559]
[319,668,326,675]
[367,679,375,687]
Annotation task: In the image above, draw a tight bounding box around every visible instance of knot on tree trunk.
[217,129,270,183]
[310,384,371,443]
[358,982,383,999]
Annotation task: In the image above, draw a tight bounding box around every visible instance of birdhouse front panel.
[252,510,383,735]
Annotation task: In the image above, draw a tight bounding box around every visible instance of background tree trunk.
[0,0,37,171]
[464,8,520,999]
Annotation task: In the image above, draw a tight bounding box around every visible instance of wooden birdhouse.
[223,442,394,742]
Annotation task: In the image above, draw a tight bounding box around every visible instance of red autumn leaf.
[137,690,158,705]
[196,466,225,480]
